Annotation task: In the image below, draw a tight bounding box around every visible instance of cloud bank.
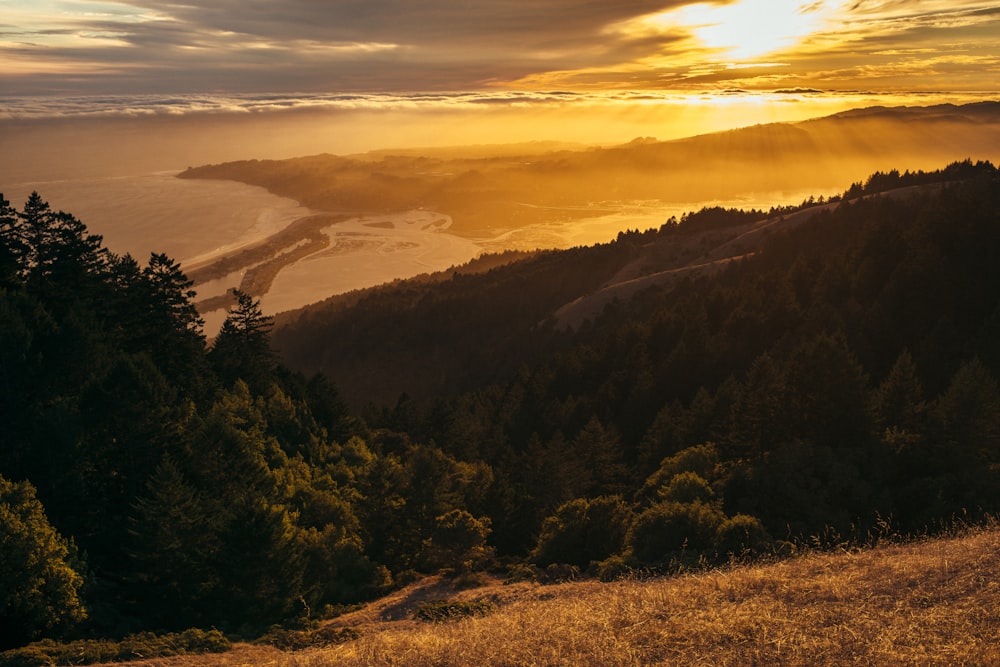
[5,89,995,122]
[1,0,997,98]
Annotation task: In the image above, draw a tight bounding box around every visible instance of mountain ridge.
[271,160,998,408]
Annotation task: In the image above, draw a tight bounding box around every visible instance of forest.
[1,160,999,655]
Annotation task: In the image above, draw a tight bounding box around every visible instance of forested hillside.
[276,160,1000,557]
[2,160,999,654]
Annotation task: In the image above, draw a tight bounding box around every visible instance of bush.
[715,514,772,557]
[659,472,715,504]
[504,563,542,584]
[638,444,721,502]
[543,563,580,583]
[531,496,633,569]
[591,555,634,582]
[0,629,230,667]
[420,510,494,573]
[627,501,726,564]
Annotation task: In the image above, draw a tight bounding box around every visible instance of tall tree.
[0,195,21,288]
[210,290,275,391]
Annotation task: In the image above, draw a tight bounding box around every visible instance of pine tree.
[0,195,21,288]
[143,253,204,336]
[210,290,275,390]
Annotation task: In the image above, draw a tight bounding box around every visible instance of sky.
[2,0,998,101]
[1,0,998,179]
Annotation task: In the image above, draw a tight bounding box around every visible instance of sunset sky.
[2,0,999,179]
[3,0,997,99]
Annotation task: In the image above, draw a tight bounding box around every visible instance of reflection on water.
[2,173,311,264]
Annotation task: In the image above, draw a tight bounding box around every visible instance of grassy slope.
[112,524,1000,666]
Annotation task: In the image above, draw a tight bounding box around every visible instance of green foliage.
[659,471,716,504]
[503,563,542,584]
[531,496,633,569]
[0,629,229,667]
[637,443,721,503]
[715,514,772,557]
[0,475,86,649]
[420,510,493,573]
[627,501,727,564]
[870,349,925,432]
[591,555,634,582]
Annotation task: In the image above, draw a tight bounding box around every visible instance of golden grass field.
[110,524,1000,667]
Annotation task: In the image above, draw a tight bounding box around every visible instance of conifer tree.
[0,195,21,288]
[211,290,275,390]
[143,252,204,336]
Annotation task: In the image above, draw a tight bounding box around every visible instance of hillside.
[180,102,1000,238]
[174,102,1000,322]
[272,160,997,407]
[86,524,1000,667]
[3,155,999,657]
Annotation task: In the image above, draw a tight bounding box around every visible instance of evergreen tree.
[15,192,107,299]
[211,290,275,390]
[0,195,21,288]
[871,349,925,433]
[143,252,204,337]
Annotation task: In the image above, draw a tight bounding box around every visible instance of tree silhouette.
[210,289,275,390]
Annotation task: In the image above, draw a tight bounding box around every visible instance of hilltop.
[177,101,1000,322]
[180,101,1000,237]
[271,160,997,406]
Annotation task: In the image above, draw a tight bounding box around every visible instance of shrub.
[659,471,715,504]
[531,496,633,569]
[715,514,772,556]
[412,599,496,623]
[591,555,634,582]
[637,443,721,502]
[0,629,230,667]
[504,563,542,584]
[627,501,726,564]
[420,510,494,573]
[543,563,580,583]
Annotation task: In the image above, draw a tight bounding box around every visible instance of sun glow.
[654,0,844,60]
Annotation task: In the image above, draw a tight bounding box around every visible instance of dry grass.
[109,526,1000,667]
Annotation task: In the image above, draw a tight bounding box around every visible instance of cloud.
[4,0,705,94]
[1,0,998,95]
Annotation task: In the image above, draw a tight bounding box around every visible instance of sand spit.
[186,208,482,318]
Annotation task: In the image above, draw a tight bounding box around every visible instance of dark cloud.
[3,0,999,97]
[2,0,706,94]
[119,0,689,47]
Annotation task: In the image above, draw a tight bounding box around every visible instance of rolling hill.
[181,101,1000,238]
